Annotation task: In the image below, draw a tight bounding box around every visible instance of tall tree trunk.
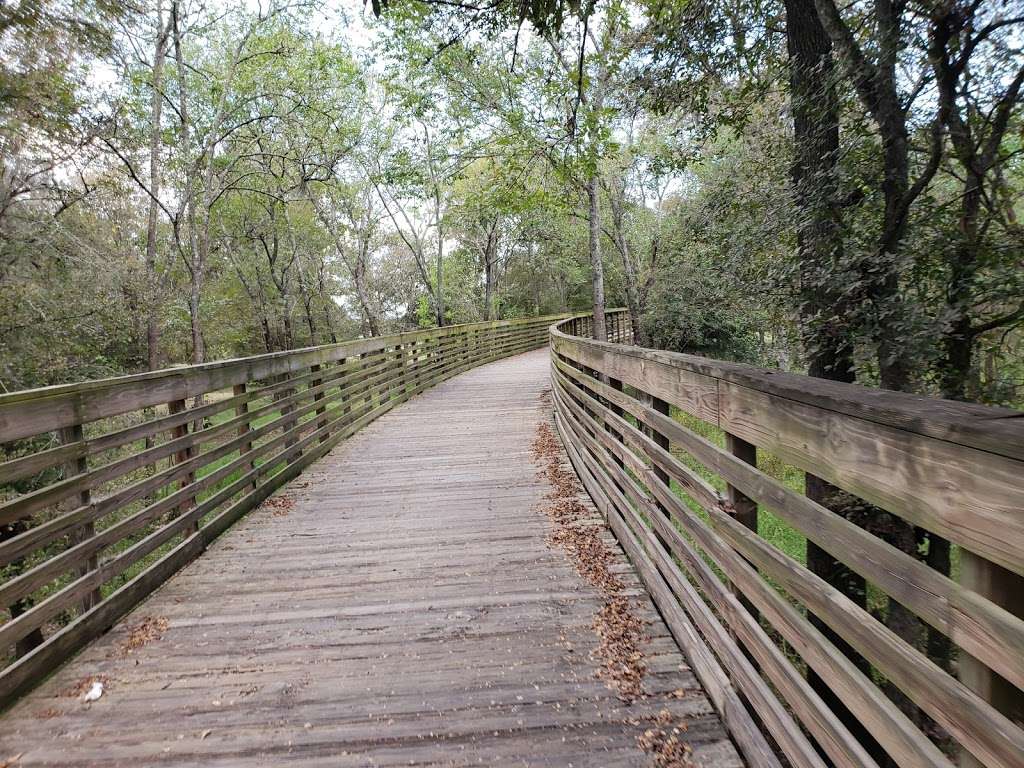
[355,235,380,336]
[484,257,495,321]
[435,215,445,327]
[784,0,885,756]
[937,167,984,402]
[172,0,205,366]
[874,120,914,393]
[586,174,607,342]
[304,297,317,345]
[609,188,644,344]
[188,278,205,363]
[318,271,338,343]
[483,227,498,321]
[145,0,168,371]
[812,0,923,395]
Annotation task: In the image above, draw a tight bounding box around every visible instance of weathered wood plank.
[554,357,1024,693]
[0,348,739,768]
[552,317,1024,768]
[552,331,1024,460]
[0,315,563,442]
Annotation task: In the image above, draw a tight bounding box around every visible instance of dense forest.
[1,0,1021,408]
[1,2,1023,761]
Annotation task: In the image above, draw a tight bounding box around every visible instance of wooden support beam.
[59,424,100,614]
[958,551,1024,768]
[167,398,197,529]
[725,431,759,623]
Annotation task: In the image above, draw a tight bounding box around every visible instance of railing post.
[725,432,759,620]
[958,553,1024,768]
[167,398,197,531]
[650,395,671,503]
[458,329,468,369]
[422,337,432,387]
[405,341,414,393]
[386,345,401,401]
[347,355,361,421]
[392,344,404,400]
[310,365,329,443]
[60,423,100,612]
[403,341,414,394]
[280,375,299,455]
[607,376,625,472]
[233,383,257,488]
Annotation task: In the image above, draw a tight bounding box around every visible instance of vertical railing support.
[958,553,1024,768]
[650,395,671,506]
[60,423,100,612]
[310,365,329,443]
[282,373,300,456]
[725,432,759,621]
[392,344,404,400]
[407,339,420,393]
[168,398,198,531]
[233,383,257,488]
[607,377,626,480]
[724,433,758,532]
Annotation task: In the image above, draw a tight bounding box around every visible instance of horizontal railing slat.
[0,314,565,707]
[553,358,1024,691]
[549,311,1024,768]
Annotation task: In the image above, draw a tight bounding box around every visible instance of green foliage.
[415,294,433,328]
[0,0,1020,417]
[643,262,762,362]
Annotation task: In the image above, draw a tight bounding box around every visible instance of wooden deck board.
[0,349,741,767]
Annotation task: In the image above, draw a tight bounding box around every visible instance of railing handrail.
[549,310,1024,768]
[0,312,568,708]
[0,314,570,442]
[550,316,1023,460]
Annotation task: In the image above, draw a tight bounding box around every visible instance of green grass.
[669,409,808,566]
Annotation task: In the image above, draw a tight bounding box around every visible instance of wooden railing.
[550,310,1024,768]
[0,314,566,706]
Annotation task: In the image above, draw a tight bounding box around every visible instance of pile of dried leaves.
[113,615,168,658]
[261,495,295,517]
[638,709,696,768]
[531,416,648,703]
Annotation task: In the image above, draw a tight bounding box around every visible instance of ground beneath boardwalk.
[0,348,741,767]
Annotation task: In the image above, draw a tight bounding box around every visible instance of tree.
[313,179,385,337]
[370,90,466,328]
[928,3,1024,402]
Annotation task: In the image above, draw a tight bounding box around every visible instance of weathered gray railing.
[550,311,1024,768]
[0,314,567,705]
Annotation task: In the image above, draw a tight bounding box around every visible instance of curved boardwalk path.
[0,349,740,767]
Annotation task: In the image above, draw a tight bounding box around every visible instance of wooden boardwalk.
[0,349,740,767]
